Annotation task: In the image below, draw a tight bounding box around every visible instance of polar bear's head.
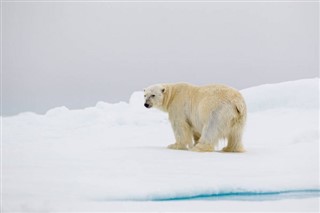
[144,84,166,109]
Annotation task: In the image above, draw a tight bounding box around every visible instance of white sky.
[2,1,319,116]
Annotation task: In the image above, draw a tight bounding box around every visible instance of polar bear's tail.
[233,97,247,130]
[235,102,247,118]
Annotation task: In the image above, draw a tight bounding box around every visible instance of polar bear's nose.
[144,103,150,108]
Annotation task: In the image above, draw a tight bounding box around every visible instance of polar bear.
[144,83,247,152]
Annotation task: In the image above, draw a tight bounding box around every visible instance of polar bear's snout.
[144,103,152,108]
[144,98,153,108]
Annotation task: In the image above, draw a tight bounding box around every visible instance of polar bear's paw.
[167,143,188,150]
[190,143,214,152]
[222,146,246,153]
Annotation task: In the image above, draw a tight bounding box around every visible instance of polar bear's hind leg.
[223,124,245,152]
[222,105,246,152]
[190,110,223,152]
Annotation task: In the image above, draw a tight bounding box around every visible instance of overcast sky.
[2,1,319,116]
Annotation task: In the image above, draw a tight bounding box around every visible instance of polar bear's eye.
[151,94,155,98]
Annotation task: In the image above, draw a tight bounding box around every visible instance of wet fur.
[144,83,247,152]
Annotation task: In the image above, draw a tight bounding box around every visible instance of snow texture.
[2,78,319,212]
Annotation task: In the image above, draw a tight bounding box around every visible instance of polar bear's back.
[167,82,246,120]
[174,83,245,106]
[196,84,245,114]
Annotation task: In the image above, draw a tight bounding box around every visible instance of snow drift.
[2,78,319,211]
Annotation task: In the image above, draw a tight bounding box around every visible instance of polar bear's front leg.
[167,120,193,150]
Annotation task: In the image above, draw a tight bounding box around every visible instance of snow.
[2,78,319,212]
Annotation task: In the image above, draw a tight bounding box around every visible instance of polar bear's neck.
[162,85,176,112]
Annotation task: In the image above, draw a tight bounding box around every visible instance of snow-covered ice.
[2,78,319,212]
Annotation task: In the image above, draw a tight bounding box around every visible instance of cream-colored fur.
[144,83,247,152]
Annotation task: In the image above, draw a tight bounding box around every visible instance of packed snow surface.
[2,78,319,211]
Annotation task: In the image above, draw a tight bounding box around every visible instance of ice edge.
[152,189,320,201]
[95,189,320,202]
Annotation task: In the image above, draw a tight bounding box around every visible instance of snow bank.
[242,78,319,112]
[2,78,319,211]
